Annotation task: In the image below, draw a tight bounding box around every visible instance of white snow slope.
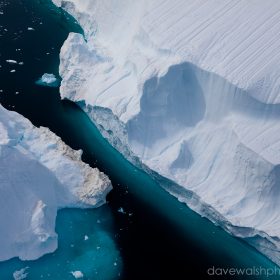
[53,0,280,264]
[0,105,111,261]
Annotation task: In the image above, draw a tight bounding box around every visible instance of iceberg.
[36,73,59,87]
[13,267,29,280]
[52,0,280,264]
[6,60,17,64]
[0,105,112,261]
[71,271,84,279]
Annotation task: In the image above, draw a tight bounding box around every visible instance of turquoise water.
[0,207,122,280]
[0,0,279,279]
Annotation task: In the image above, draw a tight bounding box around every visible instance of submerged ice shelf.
[0,105,111,261]
[52,0,280,265]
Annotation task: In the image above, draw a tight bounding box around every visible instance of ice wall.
[53,0,280,264]
[0,105,111,261]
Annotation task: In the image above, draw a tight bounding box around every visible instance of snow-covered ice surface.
[36,73,59,87]
[0,105,112,261]
[53,0,280,264]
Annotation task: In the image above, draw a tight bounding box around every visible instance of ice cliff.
[0,105,111,261]
[53,0,280,264]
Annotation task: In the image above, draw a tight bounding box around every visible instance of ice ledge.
[53,0,280,108]
[78,101,280,266]
[53,0,280,265]
[0,105,112,261]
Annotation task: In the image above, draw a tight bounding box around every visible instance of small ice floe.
[6,59,17,64]
[18,62,24,65]
[13,267,29,280]
[27,27,35,31]
[71,271,84,279]
[10,69,16,73]
[117,207,126,214]
[84,235,89,241]
[36,73,59,87]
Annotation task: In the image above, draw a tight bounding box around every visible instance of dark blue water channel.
[0,1,279,279]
